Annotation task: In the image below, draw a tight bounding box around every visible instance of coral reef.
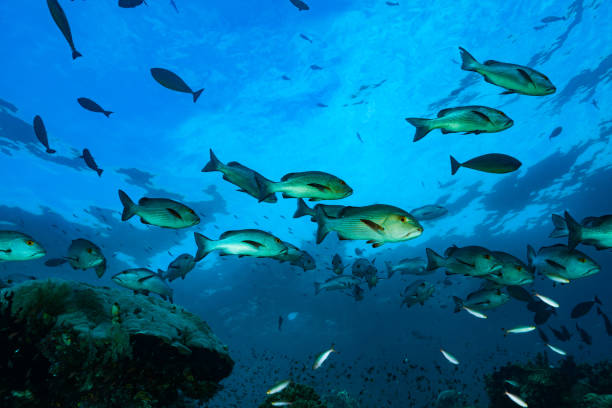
[0,278,233,408]
[322,389,360,408]
[259,383,326,407]
[485,353,612,408]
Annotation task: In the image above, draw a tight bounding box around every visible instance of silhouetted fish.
[81,148,103,176]
[278,315,283,331]
[300,34,312,43]
[541,16,565,23]
[150,68,204,103]
[33,115,56,154]
[47,0,82,59]
[450,154,521,175]
[289,0,309,11]
[549,126,562,139]
[310,64,323,70]
[537,327,549,343]
[575,323,592,345]
[356,132,364,143]
[507,285,532,302]
[597,307,612,336]
[170,0,179,13]
[571,296,602,318]
[77,98,113,117]
[281,75,291,81]
[118,0,147,8]
[386,1,400,5]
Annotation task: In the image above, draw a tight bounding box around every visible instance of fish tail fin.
[118,189,137,221]
[452,296,463,313]
[254,173,277,203]
[194,232,215,261]
[97,168,104,177]
[293,198,313,218]
[94,261,106,278]
[385,261,395,279]
[72,50,82,60]
[405,118,433,142]
[314,282,321,295]
[564,211,582,250]
[103,111,113,118]
[315,206,331,244]
[425,248,444,271]
[450,155,461,175]
[527,245,536,272]
[597,306,603,315]
[46,148,56,154]
[549,214,568,238]
[193,88,204,103]
[595,295,602,305]
[158,269,167,280]
[202,149,222,172]
[458,47,480,71]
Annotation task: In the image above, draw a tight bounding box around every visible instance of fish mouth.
[31,250,46,258]
[546,86,556,94]
[404,228,423,239]
[505,119,514,127]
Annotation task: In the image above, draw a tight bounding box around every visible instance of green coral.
[259,383,326,408]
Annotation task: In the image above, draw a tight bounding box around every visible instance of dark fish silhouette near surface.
[77,98,113,117]
[81,148,103,177]
[289,0,309,11]
[571,296,602,318]
[300,34,312,43]
[537,327,549,343]
[118,0,147,8]
[33,115,56,154]
[549,126,563,139]
[541,16,566,23]
[278,315,283,331]
[150,68,204,103]
[356,132,364,143]
[310,64,323,70]
[170,0,179,13]
[386,1,400,5]
[450,153,521,175]
[597,307,612,336]
[47,0,82,59]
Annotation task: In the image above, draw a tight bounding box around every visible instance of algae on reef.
[0,278,233,408]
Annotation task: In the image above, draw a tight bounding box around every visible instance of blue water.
[1,0,611,406]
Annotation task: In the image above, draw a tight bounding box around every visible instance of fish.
[32,115,56,154]
[316,204,423,247]
[504,391,528,407]
[549,214,569,238]
[410,205,448,221]
[533,308,556,325]
[202,149,277,203]
[386,1,400,5]
[564,211,612,250]
[81,148,103,177]
[505,380,520,388]
[406,106,513,142]
[287,249,316,271]
[159,253,196,281]
[350,285,365,301]
[462,306,487,319]
[47,0,82,59]
[118,190,200,229]
[450,153,522,175]
[271,403,293,407]
[546,343,567,356]
[537,328,549,343]
[596,307,612,336]
[45,238,106,277]
[504,326,536,335]
[527,244,600,282]
[486,251,533,286]
[278,316,283,332]
[506,285,533,302]
[571,296,602,318]
[356,132,364,143]
[400,280,435,308]
[118,0,148,7]
[426,245,501,277]
[194,230,287,261]
[77,98,113,117]
[0,231,46,262]
[575,323,592,345]
[549,126,563,139]
[313,344,336,369]
[534,293,559,308]
[314,275,361,295]
[541,16,566,23]
[111,302,121,325]
[299,33,312,43]
[293,198,345,221]
[310,64,322,70]
[281,75,291,81]
[271,242,315,271]
[331,253,347,275]
[111,268,173,302]
[150,68,204,103]
[458,47,556,95]
[267,379,290,395]
[385,257,428,278]
[289,0,309,11]
[169,0,178,12]
[257,171,353,202]
[351,258,376,279]
[453,288,509,312]
[549,326,571,342]
[440,349,459,365]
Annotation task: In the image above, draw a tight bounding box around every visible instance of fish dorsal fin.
[308,183,331,192]
[138,197,151,205]
[437,108,453,118]
[242,240,264,248]
[483,60,501,66]
[360,219,384,233]
[219,230,240,239]
[138,275,155,283]
[281,173,297,181]
[167,208,183,219]
[444,245,458,257]
[545,259,567,270]
[471,110,493,123]
[516,68,535,86]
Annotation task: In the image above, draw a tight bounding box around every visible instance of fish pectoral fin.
[471,110,493,124]
[0,248,11,253]
[360,219,384,233]
[307,183,331,192]
[500,90,515,95]
[138,275,155,283]
[242,240,264,249]
[455,258,476,268]
[545,259,567,270]
[372,242,383,248]
[140,219,151,225]
[167,208,183,219]
[236,188,247,192]
[516,68,535,86]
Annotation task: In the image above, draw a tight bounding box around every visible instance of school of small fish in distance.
[1,1,610,407]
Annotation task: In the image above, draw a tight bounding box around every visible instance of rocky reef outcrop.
[259,382,326,407]
[0,278,233,408]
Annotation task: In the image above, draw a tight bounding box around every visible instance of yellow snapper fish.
[527,244,600,282]
[313,344,336,370]
[194,229,288,261]
[406,105,513,142]
[459,47,556,96]
[564,211,612,251]
[257,171,353,202]
[486,251,533,286]
[0,231,46,262]
[315,204,423,247]
[44,238,106,278]
[118,190,200,229]
[266,379,291,395]
[426,245,501,277]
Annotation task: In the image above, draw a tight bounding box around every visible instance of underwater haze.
[1,0,612,407]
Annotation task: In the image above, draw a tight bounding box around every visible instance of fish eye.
[275,238,281,243]
[340,180,346,185]
[399,216,406,222]
[578,258,586,263]
[516,266,523,271]
[189,209,195,214]
[87,248,93,254]
[25,240,34,246]
[484,254,491,260]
